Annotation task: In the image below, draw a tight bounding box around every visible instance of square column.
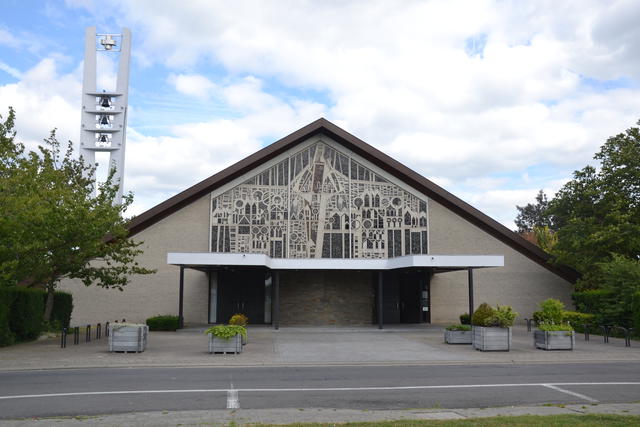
[273,270,280,330]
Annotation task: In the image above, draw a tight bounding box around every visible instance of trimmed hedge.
[49,291,73,328]
[633,291,640,333]
[0,288,15,347]
[573,289,612,312]
[146,315,179,331]
[0,288,74,347]
[9,288,44,342]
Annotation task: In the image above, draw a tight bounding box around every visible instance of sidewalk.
[1,325,639,371]
[2,403,640,426]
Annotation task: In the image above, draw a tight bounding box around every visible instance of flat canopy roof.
[167,253,504,270]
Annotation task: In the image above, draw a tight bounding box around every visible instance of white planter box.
[473,326,512,351]
[534,330,575,350]
[108,324,148,353]
[208,333,243,354]
[445,330,472,344]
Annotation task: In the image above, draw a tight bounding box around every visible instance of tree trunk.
[43,284,55,322]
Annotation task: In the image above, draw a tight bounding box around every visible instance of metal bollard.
[105,321,110,337]
[584,324,590,341]
[615,326,633,347]
[525,318,532,332]
[96,323,101,340]
[74,326,79,345]
[86,324,91,343]
[60,328,67,348]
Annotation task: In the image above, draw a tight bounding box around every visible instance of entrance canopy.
[167,252,503,329]
[167,252,504,270]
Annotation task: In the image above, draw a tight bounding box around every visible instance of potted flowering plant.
[229,313,249,345]
[205,325,246,354]
[533,299,575,350]
[472,303,517,351]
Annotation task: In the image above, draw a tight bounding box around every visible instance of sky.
[1,0,639,229]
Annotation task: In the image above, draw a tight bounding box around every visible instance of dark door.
[382,272,401,323]
[378,270,421,324]
[399,270,421,323]
[217,269,266,324]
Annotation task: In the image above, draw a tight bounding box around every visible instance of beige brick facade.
[58,124,574,326]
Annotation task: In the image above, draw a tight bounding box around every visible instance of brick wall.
[279,271,374,325]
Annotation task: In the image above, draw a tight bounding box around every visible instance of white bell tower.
[79,27,131,205]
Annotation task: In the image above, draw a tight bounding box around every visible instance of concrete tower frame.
[79,27,131,205]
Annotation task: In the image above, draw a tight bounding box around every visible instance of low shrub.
[146,315,180,331]
[538,322,573,332]
[459,313,471,325]
[485,305,518,328]
[9,288,44,342]
[532,310,543,324]
[562,311,595,328]
[229,313,249,326]
[471,303,495,326]
[537,298,564,324]
[205,324,246,340]
[446,324,471,331]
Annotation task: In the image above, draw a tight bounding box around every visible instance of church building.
[60,119,576,327]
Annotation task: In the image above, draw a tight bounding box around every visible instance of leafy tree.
[547,120,640,290]
[0,108,155,320]
[514,190,554,233]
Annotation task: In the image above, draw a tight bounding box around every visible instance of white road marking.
[227,381,239,409]
[0,382,637,400]
[542,384,599,403]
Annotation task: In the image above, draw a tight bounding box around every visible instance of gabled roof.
[127,118,579,283]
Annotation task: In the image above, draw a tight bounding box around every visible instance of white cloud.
[0,58,81,152]
[45,0,640,224]
[168,73,217,99]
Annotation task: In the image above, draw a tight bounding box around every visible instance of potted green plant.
[534,299,575,350]
[108,322,148,353]
[229,313,249,345]
[472,303,517,351]
[444,323,472,344]
[205,325,246,354]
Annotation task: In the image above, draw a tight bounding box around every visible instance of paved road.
[1,362,640,419]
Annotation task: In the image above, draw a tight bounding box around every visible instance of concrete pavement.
[1,404,640,426]
[1,324,639,371]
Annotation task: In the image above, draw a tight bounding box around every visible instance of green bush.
[485,305,518,328]
[146,315,180,331]
[205,324,246,340]
[446,324,471,331]
[532,310,543,324]
[538,323,574,332]
[459,313,471,325]
[632,291,640,334]
[9,288,44,342]
[229,313,248,326]
[0,288,15,347]
[471,303,495,326]
[537,298,565,324]
[45,291,73,329]
[562,311,595,327]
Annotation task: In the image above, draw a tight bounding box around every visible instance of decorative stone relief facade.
[210,141,428,259]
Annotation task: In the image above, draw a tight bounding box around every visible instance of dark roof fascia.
[127,118,579,283]
[127,119,327,235]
